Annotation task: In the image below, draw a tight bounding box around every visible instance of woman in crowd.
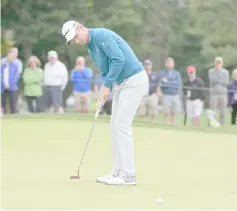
[22,56,43,113]
[227,69,237,125]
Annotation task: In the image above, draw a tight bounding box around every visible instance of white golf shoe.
[96,171,119,183]
[105,176,136,185]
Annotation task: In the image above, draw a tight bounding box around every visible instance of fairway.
[1,117,237,210]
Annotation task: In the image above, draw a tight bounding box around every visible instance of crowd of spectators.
[1,47,237,126]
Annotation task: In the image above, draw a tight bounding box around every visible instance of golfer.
[62,21,148,185]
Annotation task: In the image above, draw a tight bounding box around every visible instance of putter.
[70,107,101,180]
[70,84,137,180]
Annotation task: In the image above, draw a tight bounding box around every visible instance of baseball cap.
[48,50,58,59]
[62,21,79,45]
[215,56,223,63]
[187,66,196,73]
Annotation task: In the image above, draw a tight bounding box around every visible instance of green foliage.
[1,0,237,82]
[168,0,237,81]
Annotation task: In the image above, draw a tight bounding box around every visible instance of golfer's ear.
[77,24,84,31]
[74,25,80,34]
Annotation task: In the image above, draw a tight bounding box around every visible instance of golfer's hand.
[96,85,110,110]
[96,97,104,111]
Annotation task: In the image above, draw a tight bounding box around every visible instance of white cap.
[215,56,223,63]
[48,50,58,59]
[62,21,79,44]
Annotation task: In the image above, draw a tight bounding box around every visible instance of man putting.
[62,21,148,185]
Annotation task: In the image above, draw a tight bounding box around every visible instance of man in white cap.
[62,21,148,185]
[43,50,68,114]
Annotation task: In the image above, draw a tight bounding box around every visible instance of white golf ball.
[156,198,163,204]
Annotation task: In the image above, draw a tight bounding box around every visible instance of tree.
[168,0,237,81]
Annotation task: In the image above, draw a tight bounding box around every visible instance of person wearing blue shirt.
[62,21,149,185]
[158,57,182,125]
[93,71,102,100]
[70,56,93,113]
[1,50,21,113]
[1,47,23,75]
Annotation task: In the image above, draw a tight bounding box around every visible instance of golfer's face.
[71,28,87,45]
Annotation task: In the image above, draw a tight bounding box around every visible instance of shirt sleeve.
[216,70,229,86]
[199,78,205,100]
[98,34,125,88]
[84,68,93,78]
[178,72,182,89]
[1,57,6,65]
[208,69,216,87]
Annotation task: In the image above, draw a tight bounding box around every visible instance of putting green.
[1,118,237,209]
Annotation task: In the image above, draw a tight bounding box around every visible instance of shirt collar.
[166,69,174,72]
[86,28,94,48]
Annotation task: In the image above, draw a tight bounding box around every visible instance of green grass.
[1,116,237,210]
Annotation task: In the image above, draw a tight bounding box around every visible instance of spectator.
[158,57,182,125]
[138,59,159,120]
[43,50,68,114]
[183,66,205,126]
[227,69,237,125]
[93,71,102,100]
[70,56,93,113]
[22,56,43,113]
[208,57,229,125]
[1,47,23,74]
[1,49,21,113]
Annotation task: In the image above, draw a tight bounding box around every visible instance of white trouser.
[110,70,149,177]
[186,99,203,118]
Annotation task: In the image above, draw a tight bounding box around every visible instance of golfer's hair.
[27,55,41,67]
[232,69,237,80]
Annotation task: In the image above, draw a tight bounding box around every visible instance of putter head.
[70,175,80,179]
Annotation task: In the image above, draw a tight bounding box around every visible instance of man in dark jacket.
[227,69,237,125]
[183,66,205,126]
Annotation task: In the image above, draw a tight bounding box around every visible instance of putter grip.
[94,108,100,119]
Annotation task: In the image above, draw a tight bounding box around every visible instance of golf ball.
[156,198,163,204]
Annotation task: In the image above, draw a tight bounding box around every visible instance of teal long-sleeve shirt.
[86,28,143,88]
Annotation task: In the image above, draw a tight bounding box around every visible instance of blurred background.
[1,0,237,130]
[2,0,236,74]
